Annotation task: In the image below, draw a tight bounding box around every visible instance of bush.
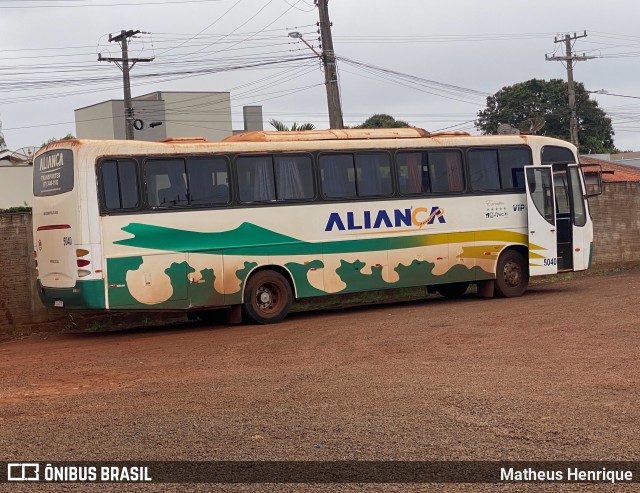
[0,206,32,214]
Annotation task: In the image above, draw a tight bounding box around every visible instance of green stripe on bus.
[114,222,532,256]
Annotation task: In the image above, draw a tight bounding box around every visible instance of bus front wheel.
[495,250,529,298]
[243,270,292,324]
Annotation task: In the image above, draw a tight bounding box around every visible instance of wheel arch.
[241,264,297,303]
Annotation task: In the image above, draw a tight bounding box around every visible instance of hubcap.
[503,261,521,288]
[256,286,275,311]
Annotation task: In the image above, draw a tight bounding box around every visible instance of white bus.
[32,128,598,324]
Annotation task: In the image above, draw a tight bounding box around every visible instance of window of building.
[101,159,139,210]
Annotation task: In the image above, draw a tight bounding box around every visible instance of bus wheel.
[436,282,469,298]
[495,250,529,298]
[243,270,292,324]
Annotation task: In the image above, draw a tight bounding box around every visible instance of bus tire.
[436,282,469,298]
[495,250,529,298]
[243,270,292,324]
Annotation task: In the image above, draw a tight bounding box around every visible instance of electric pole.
[546,31,594,147]
[315,0,344,129]
[99,30,153,140]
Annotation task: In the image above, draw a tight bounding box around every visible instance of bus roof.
[223,128,433,142]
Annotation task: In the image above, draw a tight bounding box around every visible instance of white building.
[75,91,244,142]
[0,149,34,208]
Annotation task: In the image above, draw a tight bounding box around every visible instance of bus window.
[146,159,188,207]
[542,146,575,164]
[101,159,139,210]
[527,167,555,225]
[468,149,501,191]
[429,150,464,193]
[320,154,357,198]
[355,152,392,196]
[569,167,587,227]
[186,157,230,205]
[553,170,571,214]
[274,155,314,201]
[498,147,529,190]
[397,152,428,194]
[237,156,276,202]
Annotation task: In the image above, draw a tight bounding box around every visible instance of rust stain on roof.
[223,127,431,143]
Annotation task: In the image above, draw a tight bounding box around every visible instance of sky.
[2,0,640,153]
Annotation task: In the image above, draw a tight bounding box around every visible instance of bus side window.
[498,147,529,190]
[101,159,139,211]
[186,157,230,205]
[468,149,501,191]
[355,152,392,197]
[397,152,428,194]
[429,150,464,193]
[274,155,315,201]
[146,159,188,207]
[320,154,356,198]
[237,156,276,202]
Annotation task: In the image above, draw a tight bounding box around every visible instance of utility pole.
[315,0,344,129]
[546,31,594,147]
[99,30,153,140]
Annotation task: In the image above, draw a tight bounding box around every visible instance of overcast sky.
[2,0,640,152]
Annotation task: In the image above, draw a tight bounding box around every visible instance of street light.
[288,31,321,58]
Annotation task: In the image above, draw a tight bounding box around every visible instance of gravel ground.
[1,268,639,492]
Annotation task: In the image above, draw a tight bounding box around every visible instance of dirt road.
[1,268,639,492]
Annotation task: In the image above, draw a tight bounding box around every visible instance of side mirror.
[580,163,603,197]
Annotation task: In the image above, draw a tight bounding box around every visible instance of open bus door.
[525,165,558,276]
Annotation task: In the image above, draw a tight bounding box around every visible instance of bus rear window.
[33,149,74,196]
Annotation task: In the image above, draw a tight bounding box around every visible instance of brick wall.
[1,185,638,337]
[0,213,68,337]
[588,182,640,264]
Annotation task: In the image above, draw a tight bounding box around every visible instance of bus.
[32,128,598,324]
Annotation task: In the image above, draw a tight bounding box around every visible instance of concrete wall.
[75,92,232,142]
[1,182,638,337]
[75,100,125,140]
[588,182,640,264]
[0,166,33,208]
[162,92,232,141]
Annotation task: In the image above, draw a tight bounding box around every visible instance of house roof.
[580,155,640,183]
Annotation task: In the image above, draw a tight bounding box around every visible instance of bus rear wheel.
[436,282,469,298]
[495,250,529,297]
[243,270,292,324]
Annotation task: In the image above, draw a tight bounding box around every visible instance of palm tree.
[269,119,315,131]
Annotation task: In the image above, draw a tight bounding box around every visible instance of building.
[580,155,640,185]
[0,149,34,208]
[587,151,640,168]
[75,91,262,142]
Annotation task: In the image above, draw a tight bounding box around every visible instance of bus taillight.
[76,248,91,277]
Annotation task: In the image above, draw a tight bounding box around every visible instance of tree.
[268,119,315,131]
[353,113,411,129]
[41,133,76,147]
[475,79,616,154]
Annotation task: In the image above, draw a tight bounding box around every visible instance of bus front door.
[525,165,558,276]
